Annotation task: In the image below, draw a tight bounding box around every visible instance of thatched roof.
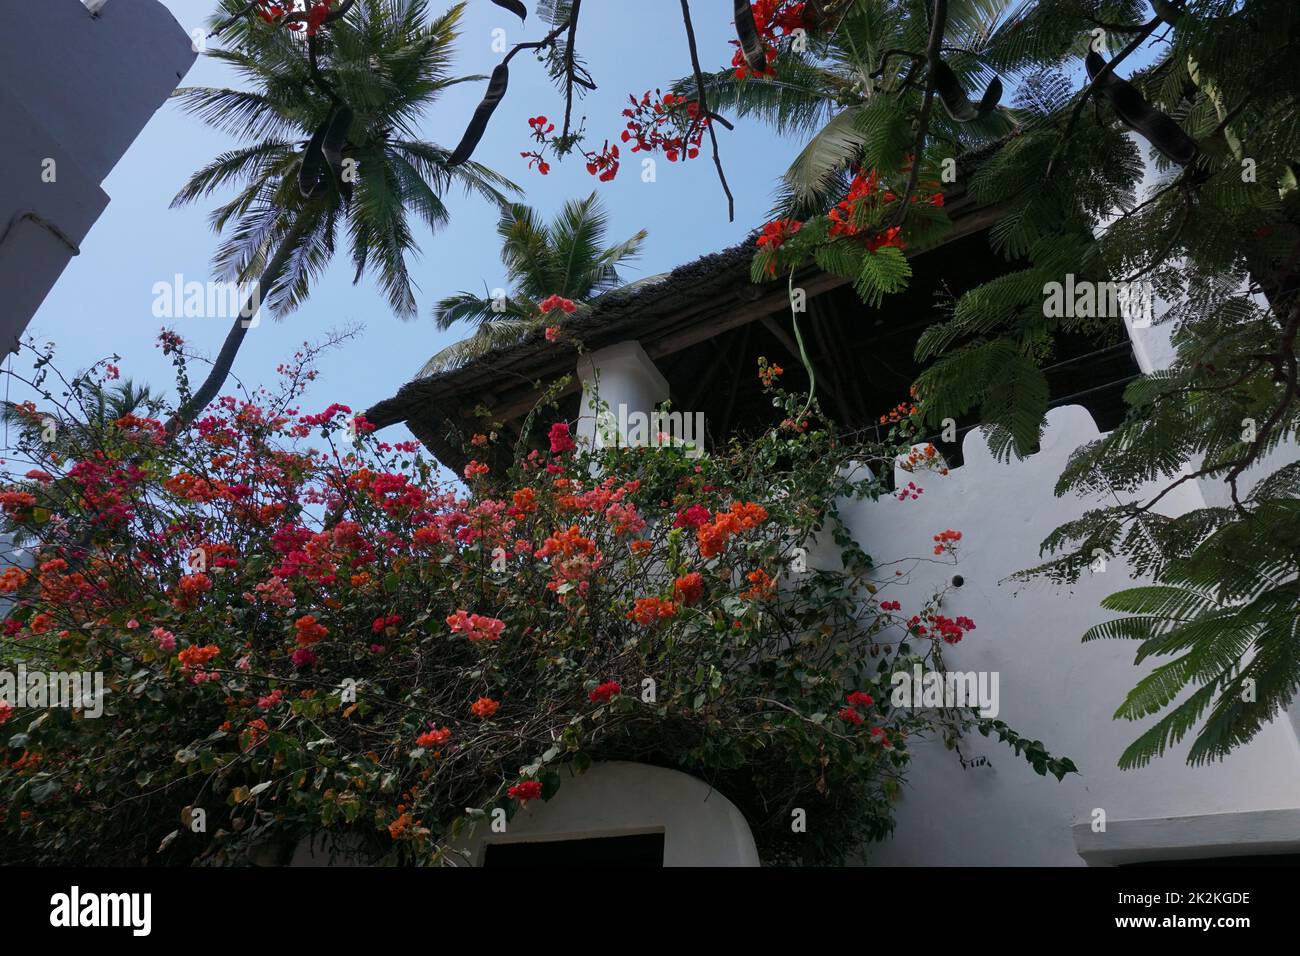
[364,182,1004,471]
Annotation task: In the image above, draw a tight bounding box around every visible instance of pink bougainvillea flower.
[549,422,576,454]
[446,610,505,643]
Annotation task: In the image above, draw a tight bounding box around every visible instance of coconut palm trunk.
[166,212,313,438]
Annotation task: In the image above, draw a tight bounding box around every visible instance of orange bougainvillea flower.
[416,726,452,748]
[741,568,776,601]
[387,811,412,840]
[673,572,704,606]
[177,644,220,671]
[470,697,500,719]
[0,566,29,593]
[294,614,329,646]
[511,487,538,514]
[626,596,677,626]
[696,501,768,558]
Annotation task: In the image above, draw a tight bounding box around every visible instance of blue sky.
[22,0,805,442]
[23,1,1167,446]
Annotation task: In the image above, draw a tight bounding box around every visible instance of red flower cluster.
[932,528,962,555]
[673,503,712,529]
[416,726,452,748]
[470,697,500,718]
[548,422,576,455]
[521,116,556,174]
[930,614,976,644]
[255,0,336,36]
[907,612,976,644]
[838,689,875,726]
[620,90,708,162]
[673,571,704,606]
[756,218,801,252]
[588,680,621,703]
[584,140,620,182]
[730,1,807,78]
[508,779,543,804]
[538,294,577,315]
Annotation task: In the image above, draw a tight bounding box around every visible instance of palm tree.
[681,0,1025,218]
[0,379,162,548]
[168,0,516,432]
[417,192,647,375]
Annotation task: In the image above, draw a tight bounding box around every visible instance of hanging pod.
[932,59,1002,122]
[1085,51,1197,166]
[298,103,354,199]
[489,0,527,20]
[447,63,510,168]
[733,0,768,75]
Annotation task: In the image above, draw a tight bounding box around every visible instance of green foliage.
[173,0,516,319]
[418,192,647,375]
[736,0,1300,768]
[0,350,1069,866]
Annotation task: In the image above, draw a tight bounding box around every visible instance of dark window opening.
[657,228,1143,473]
[1124,853,1300,867]
[482,831,665,867]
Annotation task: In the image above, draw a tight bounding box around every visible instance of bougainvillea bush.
[0,338,1070,866]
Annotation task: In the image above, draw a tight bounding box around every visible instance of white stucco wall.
[839,405,1300,865]
[0,0,196,351]
[287,761,760,866]
[578,336,1300,866]
[450,761,760,867]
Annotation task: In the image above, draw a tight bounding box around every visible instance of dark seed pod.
[1086,51,1197,166]
[489,0,527,20]
[733,0,768,75]
[1149,0,1183,24]
[448,63,509,168]
[298,115,331,199]
[977,76,1003,118]
[490,0,527,20]
[321,105,353,181]
[933,59,1002,122]
[299,105,354,199]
